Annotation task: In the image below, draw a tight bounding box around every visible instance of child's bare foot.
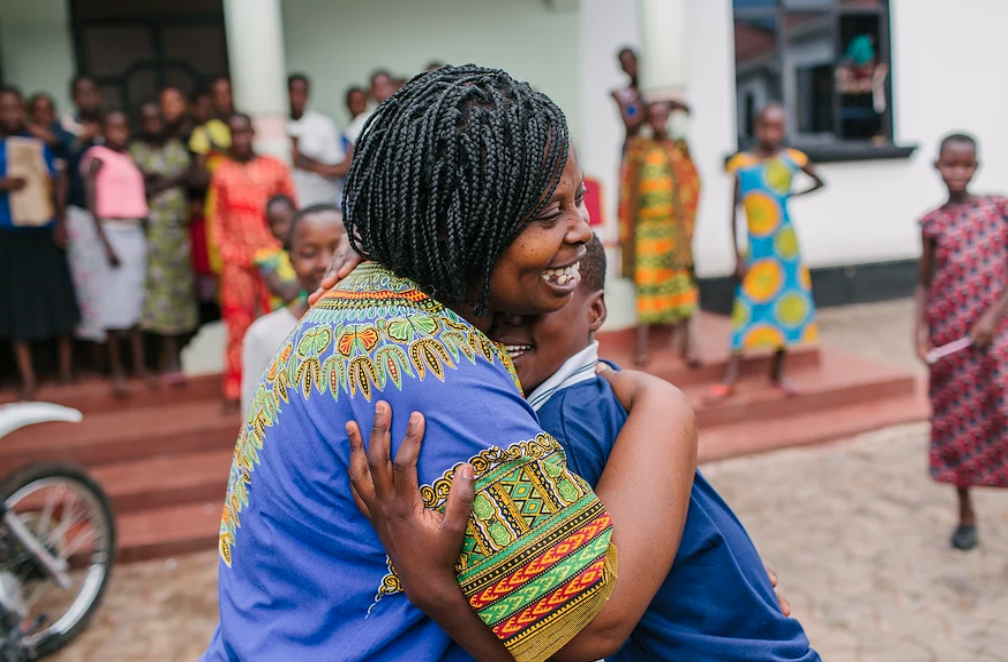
[165,371,189,388]
[111,377,131,399]
[770,379,800,397]
[19,380,38,402]
[683,352,702,369]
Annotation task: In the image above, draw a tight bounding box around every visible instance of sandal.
[703,384,735,403]
[951,524,978,551]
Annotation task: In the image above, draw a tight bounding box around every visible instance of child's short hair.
[288,203,341,247]
[266,194,296,212]
[940,132,978,155]
[580,234,606,295]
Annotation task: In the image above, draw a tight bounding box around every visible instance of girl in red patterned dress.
[915,133,1008,551]
[210,113,297,412]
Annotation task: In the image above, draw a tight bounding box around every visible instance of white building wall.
[693,0,1008,278]
[281,0,582,140]
[0,0,75,114]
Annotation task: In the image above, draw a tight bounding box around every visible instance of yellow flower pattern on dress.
[727,149,817,352]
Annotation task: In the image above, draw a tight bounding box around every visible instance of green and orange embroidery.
[219,264,520,567]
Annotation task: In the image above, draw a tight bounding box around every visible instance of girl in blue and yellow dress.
[708,104,825,400]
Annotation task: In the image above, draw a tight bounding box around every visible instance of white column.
[638,0,689,104]
[222,0,289,160]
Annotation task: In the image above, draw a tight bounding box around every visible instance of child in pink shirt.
[83,110,150,396]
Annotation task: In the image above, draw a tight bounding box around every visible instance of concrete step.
[0,374,222,416]
[0,401,240,472]
[91,449,233,514]
[698,386,929,464]
[117,501,221,563]
[685,350,917,428]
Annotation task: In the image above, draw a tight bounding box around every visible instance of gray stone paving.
[47,299,1008,662]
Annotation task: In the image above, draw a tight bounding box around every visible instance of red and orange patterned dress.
[210,155,296,401]
[921,195,1008,487]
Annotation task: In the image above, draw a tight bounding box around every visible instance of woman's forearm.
[555,378,697,662]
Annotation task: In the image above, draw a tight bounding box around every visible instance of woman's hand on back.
[308,229,363,305]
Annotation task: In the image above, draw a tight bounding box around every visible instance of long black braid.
[343,65,570,316]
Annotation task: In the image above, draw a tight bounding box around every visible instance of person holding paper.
[915,133,1008,552]
[0,85,79,400]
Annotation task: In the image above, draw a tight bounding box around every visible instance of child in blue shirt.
[491,235,820,661]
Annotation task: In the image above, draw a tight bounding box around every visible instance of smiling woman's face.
[486,146,592,317]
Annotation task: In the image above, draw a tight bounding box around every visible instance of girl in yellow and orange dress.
[619,100,701,366]
[708,103,825,400]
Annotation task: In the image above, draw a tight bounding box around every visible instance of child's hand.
[345,404,474,606]
[733,253,748,282]
[765,564,792,616]
[105,245,122,268]
[308,231,363,306]
[970,312,998,348]
[914,326,932,364]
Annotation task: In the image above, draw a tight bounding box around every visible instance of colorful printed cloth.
[130,139,198,335]
[921,195,1008,488]
[254,246,298,312]
[619,137,701,324]
[65,205,106,341]
[726,150,818,352]
[190,119,231,275]
[202,262,617,662]
[211,155,296,399]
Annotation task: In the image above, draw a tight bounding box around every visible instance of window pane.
[782,13,835,141]
[840,0,886,7]
[735,15,782,145]
[837,13,886,141]
[733,0,778,10]
[782,0,833,9]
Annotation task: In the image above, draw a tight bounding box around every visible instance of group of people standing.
[614,46,1007,551]
[0,65,411,409]
[615,47,823,398]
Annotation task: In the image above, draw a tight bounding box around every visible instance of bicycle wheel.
[0,463,116,658]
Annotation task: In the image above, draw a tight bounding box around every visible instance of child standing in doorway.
[84,110,151,397]
[916,133,1008,551]
[708,103,825,400]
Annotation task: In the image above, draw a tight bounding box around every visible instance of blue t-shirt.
[0,136,58,231]
[537,374,821,662]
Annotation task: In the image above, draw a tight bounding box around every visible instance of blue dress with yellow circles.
[726,149,818,352]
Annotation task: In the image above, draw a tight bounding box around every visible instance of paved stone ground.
[48,300,1008,662]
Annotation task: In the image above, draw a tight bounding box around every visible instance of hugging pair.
[347,236,816,662]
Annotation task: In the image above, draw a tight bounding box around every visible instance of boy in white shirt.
[240,204,347,413]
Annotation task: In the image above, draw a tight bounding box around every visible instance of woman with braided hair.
[201,66,697,662]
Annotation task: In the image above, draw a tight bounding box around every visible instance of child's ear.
[588,292,607,333]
